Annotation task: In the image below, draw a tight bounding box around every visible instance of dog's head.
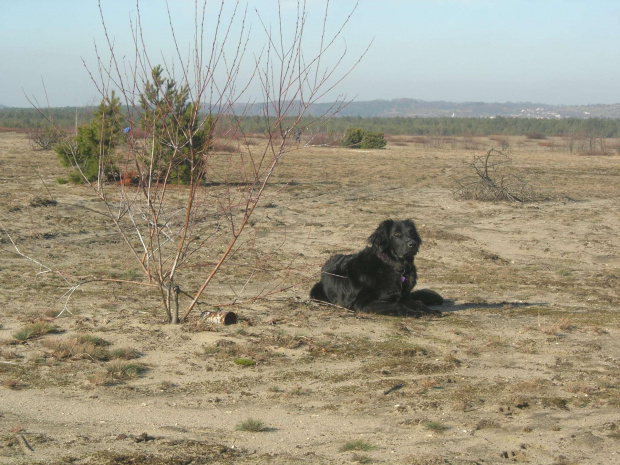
[368,219,421,260]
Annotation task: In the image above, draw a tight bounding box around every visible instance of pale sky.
[1,0,619,108]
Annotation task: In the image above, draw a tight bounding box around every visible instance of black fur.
[310,219,443,316]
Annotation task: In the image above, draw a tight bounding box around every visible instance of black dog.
[310,219,443,316]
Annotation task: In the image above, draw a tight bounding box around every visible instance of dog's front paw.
[426,306,443,318]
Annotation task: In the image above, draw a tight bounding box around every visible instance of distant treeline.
[2,107,620,138]
[0,107,95,130]
[292,116,620,138]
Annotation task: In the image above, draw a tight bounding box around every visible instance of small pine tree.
[139,65,211,184]
[360,130,386,149]
[341,127,364,148]
[56,92,123,183]
[341,127,386,149]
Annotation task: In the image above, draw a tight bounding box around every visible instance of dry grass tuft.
[88,361,148,386]
[105,361,147,379]
[423,420,449,433]
[417,377,439,392]
[340,439,377,452]
[236,418,267,432]
[109,347,141,360]
[12,322,58,342]
[2,378,24,390]
[567,383,596,395]
[44,337,110,361]
[541,318,577,335]
[351,453,374,463]
[42,334,129,362]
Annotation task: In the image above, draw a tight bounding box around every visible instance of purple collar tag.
[401,276,406,283]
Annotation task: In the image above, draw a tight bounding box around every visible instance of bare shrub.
[384,134,408,146]
[563,134,576,153]
[563,133,613,155]
[526,132,547,140]
[578,135,613,156]
[489,135,510,151]
[460,136,481,150]
[11,1,366,324]
[409,136,430,145]
[306,131,341,147]
[453,148,536,203]
[430,136,446,149]
[27,126,65,151]
[209,141,240,154]
[538,140,556,150]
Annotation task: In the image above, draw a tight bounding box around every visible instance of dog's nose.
[407,241,416,248]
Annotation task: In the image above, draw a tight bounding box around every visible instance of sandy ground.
[1,131,620,464]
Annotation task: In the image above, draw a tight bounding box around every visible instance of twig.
[19,434,34,453]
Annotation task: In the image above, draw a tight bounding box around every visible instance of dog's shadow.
[439,300,547,313]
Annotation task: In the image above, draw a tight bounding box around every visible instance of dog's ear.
[368,219,393,252]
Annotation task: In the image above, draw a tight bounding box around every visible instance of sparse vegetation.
[29,196,57,207]
[1,117,619,462]
[289,385,311,396]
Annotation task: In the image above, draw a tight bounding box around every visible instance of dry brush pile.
[453,147,537,203]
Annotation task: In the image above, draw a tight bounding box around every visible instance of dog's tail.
[310,282,329,302]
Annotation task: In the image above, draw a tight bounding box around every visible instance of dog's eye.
[393,231,403,238]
